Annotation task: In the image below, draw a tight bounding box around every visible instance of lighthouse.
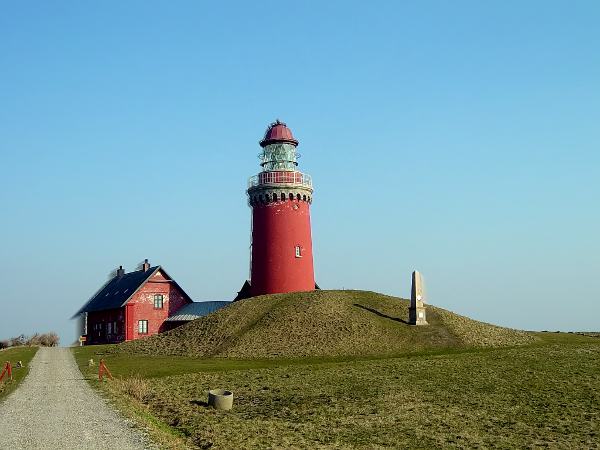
[247,120,315,296]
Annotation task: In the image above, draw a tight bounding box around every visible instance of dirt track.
[0,347,153,449]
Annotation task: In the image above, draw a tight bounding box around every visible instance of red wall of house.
[128,270,190,340]
[85,269,190,344]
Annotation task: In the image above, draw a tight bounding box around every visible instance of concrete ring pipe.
[208,389,234,410]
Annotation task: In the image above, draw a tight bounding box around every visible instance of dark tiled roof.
[233,280,252,301]
[164,301,230,322]
[76,266,161,314]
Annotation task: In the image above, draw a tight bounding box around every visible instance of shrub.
[27,333,41,346]
[40,332,60,347]
[9,334,25,347]
[111,376,152,403]
[0,340,8,350]
[8,332,59,348]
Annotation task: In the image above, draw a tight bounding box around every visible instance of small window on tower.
[295,246,302,258]
[154,294,164,309]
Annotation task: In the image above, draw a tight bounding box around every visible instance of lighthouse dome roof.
[260,120,298,147]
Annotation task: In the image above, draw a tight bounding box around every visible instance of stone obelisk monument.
[409,270,428,325]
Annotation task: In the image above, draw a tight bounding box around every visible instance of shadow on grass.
[190,399,209,408]
[354,304,409,324]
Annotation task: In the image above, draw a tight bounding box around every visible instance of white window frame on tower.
[295,245,302,258]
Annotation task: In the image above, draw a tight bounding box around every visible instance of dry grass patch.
[110,375,153,403]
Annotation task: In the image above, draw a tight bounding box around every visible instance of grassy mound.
[121,290,536,358]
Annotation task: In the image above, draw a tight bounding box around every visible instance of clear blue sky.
[1,1,599,344]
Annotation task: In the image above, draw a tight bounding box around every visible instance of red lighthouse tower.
[247,120,315,296]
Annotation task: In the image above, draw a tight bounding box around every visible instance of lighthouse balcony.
[248,171,312,190]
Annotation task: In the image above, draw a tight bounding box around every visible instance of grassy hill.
[74,293,593,449]
[120,290,536,358]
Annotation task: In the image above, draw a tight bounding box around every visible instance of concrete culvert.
[208,389,233,410]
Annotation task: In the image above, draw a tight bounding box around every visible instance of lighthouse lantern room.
[247,120,315,296]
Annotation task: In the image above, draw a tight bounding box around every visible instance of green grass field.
[73,332,600,449]
[0,347,38,402]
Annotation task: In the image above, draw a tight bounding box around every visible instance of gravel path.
[0,347,154,449]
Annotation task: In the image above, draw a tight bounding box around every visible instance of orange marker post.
[0,362,11,382]
[98,359,113,381]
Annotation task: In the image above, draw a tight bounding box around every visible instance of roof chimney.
[116,265,125,277]
[142,259,150,272]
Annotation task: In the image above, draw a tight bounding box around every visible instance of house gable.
[76,266,193,316]
[127,268,193,338]
[127,268,193,311]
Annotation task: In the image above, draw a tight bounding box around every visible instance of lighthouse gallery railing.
[248,171,312,189]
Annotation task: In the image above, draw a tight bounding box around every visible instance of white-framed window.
[154,294,164,309]
[107,322,112,334]
[295,245,302,258]
[138,320,148,334]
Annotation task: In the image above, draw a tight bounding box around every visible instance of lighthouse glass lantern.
[247,120,315,296]
[259,142,298,171]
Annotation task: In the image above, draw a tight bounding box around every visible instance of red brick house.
[75,260,194,344]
